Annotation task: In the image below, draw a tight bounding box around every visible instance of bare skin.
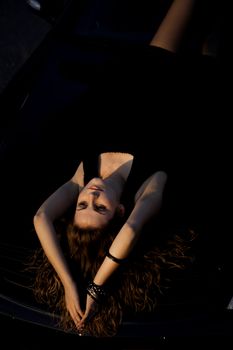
[34,152,134,326]
[74,153,133,229]
[34,0,200,332]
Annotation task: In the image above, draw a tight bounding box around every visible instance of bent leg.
[150,0,196,53]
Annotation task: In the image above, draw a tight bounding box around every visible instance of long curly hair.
[28,206,197,337]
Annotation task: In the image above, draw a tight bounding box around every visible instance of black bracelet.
[106,251,127,264]
[86,281,107,304]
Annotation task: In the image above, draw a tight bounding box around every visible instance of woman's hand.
[63,281,84,328]
[77,294,99,330]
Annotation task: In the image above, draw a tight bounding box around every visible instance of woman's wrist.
[86,281,108,303]
[93,257,117,285]
[61,274,76,289]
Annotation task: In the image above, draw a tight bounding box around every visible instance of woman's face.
[74,178,120,229]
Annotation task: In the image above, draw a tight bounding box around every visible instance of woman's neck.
[99,152,134,201]
[99,152,134,181]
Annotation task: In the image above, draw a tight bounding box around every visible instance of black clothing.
[72,43,218,181]
[82,150,163,213]
[61,42,219,256]
[82,150,173,244]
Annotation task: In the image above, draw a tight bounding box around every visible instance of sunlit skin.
[32,0,200,334]
[74,178,123,229]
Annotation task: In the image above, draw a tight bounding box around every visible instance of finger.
[76,306,84,318]
[77,316,86,328]
[69,309,81,328]
[72,297,84,318]
[78,310,96,329]
[77,314,90,330]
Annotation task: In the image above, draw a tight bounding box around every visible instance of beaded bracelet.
[86,281,108,304]
[106,251,127,264]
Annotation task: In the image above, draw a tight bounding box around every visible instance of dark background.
[0,0,232,347]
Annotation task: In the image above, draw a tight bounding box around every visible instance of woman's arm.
[93,171,168,285]
[34,162,83,279]
[77,171,167,329]
[35,161,84,220]
[33,162,84,324]
[33,182,78,284]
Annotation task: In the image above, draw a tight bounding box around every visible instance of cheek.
[104,192,118,205]
[106,208,117,221]
[73,212,79,225]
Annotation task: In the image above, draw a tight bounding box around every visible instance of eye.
[95,204,107,212]
[77,201,87,209]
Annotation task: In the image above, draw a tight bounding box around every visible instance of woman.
[32,149,196,337]
[32,0,210,337]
